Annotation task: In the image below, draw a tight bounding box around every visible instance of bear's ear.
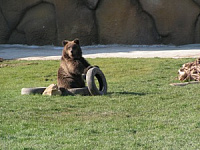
[73,38,79,45]
[62,40,68,46]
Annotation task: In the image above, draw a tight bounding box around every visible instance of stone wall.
[0,0,199,46]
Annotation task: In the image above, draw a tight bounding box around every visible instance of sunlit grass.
[0,58,199,149]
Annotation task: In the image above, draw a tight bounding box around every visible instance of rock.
[194,0,200,6]
[195,15,200,43]
[0,0,200,45]
[0,10,10,43]
[0,0,42,30]
[96,0,160,44]
[140,0,200,45]
[42,84,62,96]
[7,30,26,44]
[83,0,99,9]
[16,3,57,45]
[54,0,98,45]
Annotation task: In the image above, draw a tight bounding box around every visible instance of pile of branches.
[178,58,200,81]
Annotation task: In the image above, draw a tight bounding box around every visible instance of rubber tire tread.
[86,67,107,95]
[21,87,46,95]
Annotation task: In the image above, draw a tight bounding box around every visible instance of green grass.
[0,58,199,150]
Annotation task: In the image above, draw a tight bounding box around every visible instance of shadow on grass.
[108,92,147,96]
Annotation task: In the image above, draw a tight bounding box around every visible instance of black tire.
[86,67,107,95]
[68,87,90,96]
[21,87,46,95]
[21,86,89,96]
[21,68,107,96]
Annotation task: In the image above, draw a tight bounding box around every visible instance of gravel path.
[0,44,200,60]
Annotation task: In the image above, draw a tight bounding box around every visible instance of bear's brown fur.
[57,39,91,90]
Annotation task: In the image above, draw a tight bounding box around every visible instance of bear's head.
[62,38,82,59]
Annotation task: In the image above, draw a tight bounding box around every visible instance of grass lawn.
[0,58,199,149]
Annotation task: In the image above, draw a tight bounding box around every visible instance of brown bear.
[57,39,91,92]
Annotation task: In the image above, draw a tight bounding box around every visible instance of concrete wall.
[0,0,199,46]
